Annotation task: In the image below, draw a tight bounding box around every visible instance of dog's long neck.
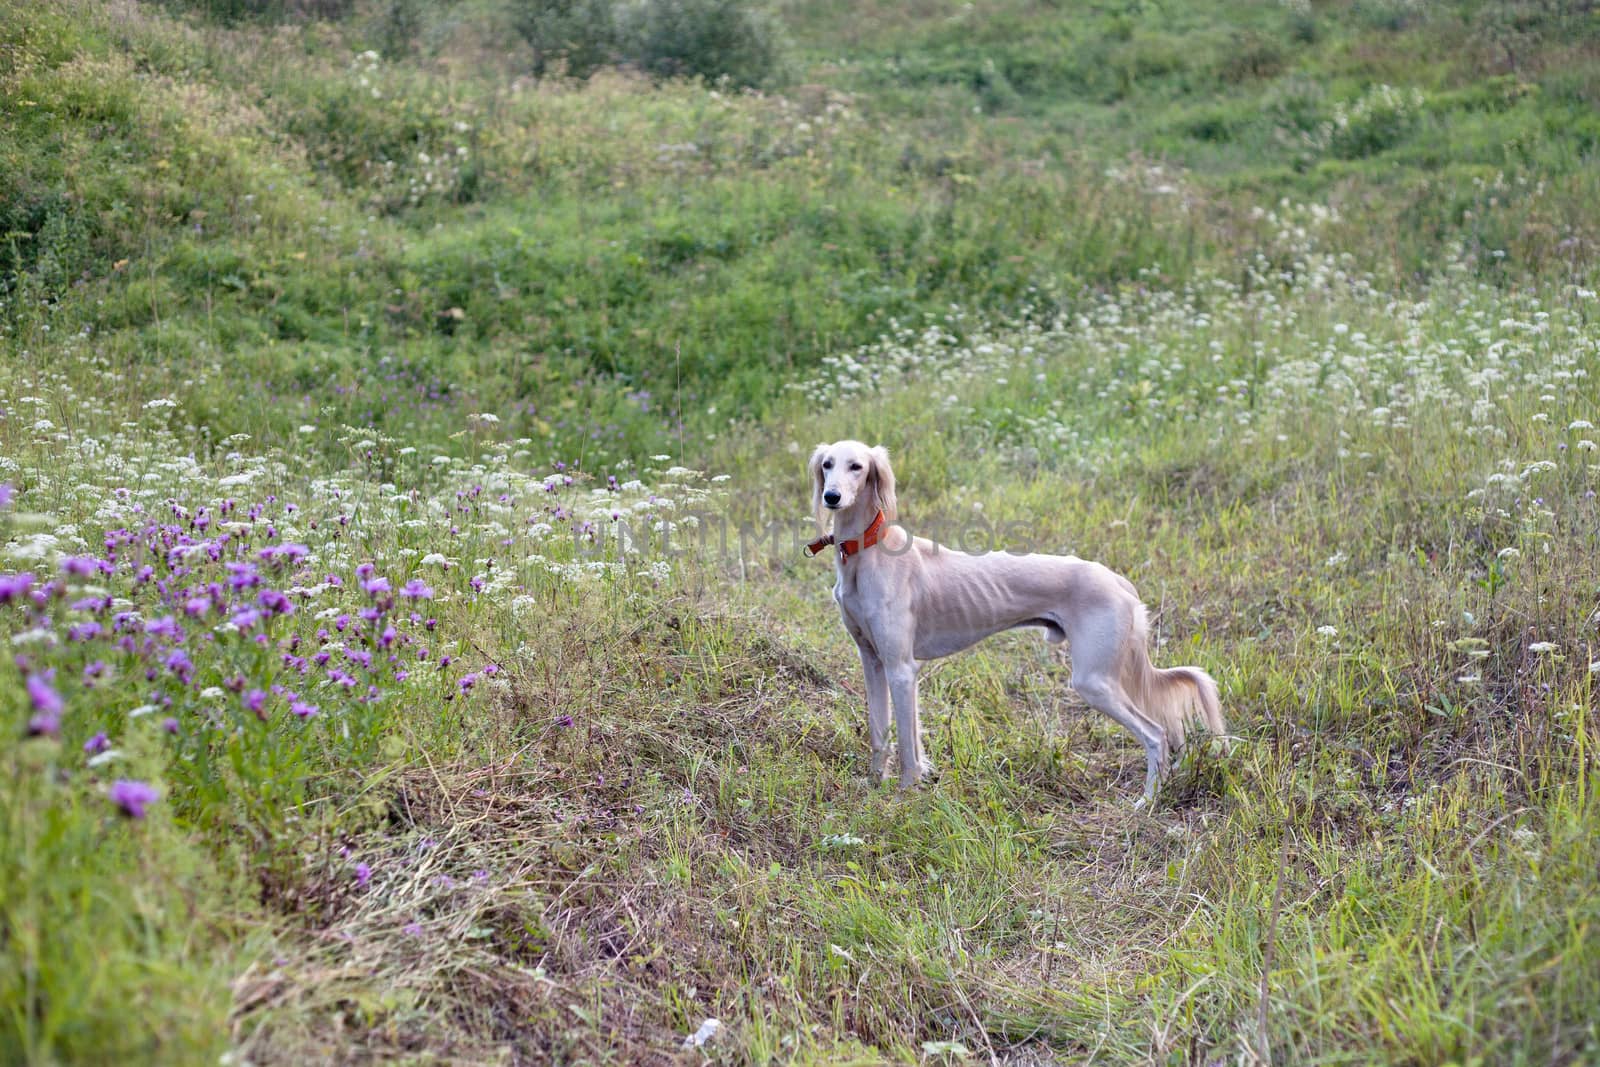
[830,493,882,550]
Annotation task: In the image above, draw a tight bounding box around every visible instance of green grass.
[2,0,1600,1062]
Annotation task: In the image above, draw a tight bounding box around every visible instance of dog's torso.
[833,526,1134,662]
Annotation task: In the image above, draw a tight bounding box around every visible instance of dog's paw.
[896,760,940,790]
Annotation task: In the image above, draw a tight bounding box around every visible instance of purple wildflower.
[225,562,261,589]
[355,862,372,887]
[258,588,295,616]
[68,621,102,642]
[164,649,194,683]
[27,672,63,718]
[109,779,160,819]
[244,688,268,719]
[0,572,36,605]
[84,731,110,755]
[145,615,180,639]
[162,717,180,734]
[401,579,434,600]
[27,696,63,736]
[259,543,309,565]
[290,698,318,719]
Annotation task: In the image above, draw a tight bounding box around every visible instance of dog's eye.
[822,460,833,470]
[849,463,863,472]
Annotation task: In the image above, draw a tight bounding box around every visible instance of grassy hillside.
[2,0,1599,1063]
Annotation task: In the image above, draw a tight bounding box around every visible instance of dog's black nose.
[823,489,841,507]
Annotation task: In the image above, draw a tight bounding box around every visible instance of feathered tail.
[1119,606,1226,753]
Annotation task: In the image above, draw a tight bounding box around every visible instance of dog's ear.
[808,444,830,533]
[869,445,897,521]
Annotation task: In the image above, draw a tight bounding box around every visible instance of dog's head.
[808,440,897,532]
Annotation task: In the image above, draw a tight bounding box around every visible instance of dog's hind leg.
[1072,671,1170,806]
[1066,616,1171,806]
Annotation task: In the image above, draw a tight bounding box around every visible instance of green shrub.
[161,0,354,23]
[1312,83,1426,160]
[511,0,620,79]
[1216,30,1286,84]
[618,0,790,88]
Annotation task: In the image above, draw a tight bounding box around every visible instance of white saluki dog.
[807,440,1225,805]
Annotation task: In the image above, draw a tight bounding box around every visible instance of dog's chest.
[832,569,878,646]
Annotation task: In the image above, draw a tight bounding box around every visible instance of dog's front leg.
[884,659,928,789]
[855,639,891,783]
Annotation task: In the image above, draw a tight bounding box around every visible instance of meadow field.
[2,0,1599,1062]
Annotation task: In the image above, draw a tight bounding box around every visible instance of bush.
[1294,83,1426,160]
[510,0,788,86]
[618,0,790,88]
[161,0,353,22]
[511,0,620,79]
[1216,30,1286,84]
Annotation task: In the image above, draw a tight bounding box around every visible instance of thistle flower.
[145,615,180,639]
[258,588,295,616]
[26,672,64,737]
[243,688,268,719]
[109,779,160,819]
[84,731,110,755]
[0,572,37,605]
[68,621,102,642]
